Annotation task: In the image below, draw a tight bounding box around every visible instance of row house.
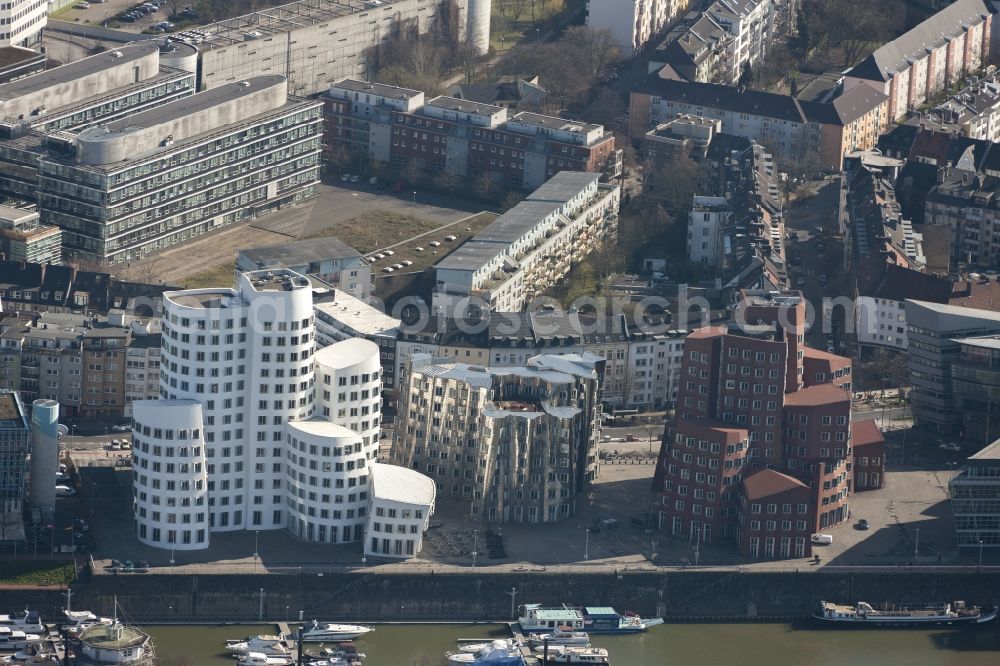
[587,0,692,55]
[843,0,992,124]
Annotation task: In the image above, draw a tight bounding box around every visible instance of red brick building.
[852,418,886,491]
[738,469,814,559]
[654,289,875,560]
[323,80,620,191]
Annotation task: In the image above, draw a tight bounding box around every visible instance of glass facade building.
[950,440,1000,549]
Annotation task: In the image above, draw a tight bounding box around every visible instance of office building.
[238,237,371,300]
[0,205,60,265]
[949,439,1000,551]
[843,0,992,123]
[35,75,322,266]
[906,299,1000,437]
[323,80,619,190]
[0,390,28,542]
[950,335,1000,448]
[0,43,197,204]
[0,46,45,84]
[0,0,45,49]
[390,352,603,523]
[134,270,433,554]
[433,172,620,313]
[366,462,435,559]
[688,196,731,270]
[654,290,859,560]
[852,418,885,491]
[195,0,485,97]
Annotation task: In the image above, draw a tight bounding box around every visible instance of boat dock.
[507,622,540,663]
[277,622,301,661]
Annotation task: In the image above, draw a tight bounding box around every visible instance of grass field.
[181,263,236,290]
[0,562,76,586]
[490,0,567,54]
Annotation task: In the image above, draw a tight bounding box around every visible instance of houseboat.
[816,601,998,627]
[518,605,585,633]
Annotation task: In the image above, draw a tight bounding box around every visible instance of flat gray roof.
[436,241,507,272]
[511,111,602,134]
[0,44,158,102]
[525,171,601,203]
[240,236,362,267]
[425,95,504,115]
[333,78,422,100]
[99,75,287,132]
[474,201,562,244]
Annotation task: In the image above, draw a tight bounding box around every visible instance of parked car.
[444,234,457,241]
[121,441,132,450]
[384,249,394,256]
[940,442,962,452]
[349,175,361,183]
[854,519,870,530]
[112,423,131,432]
[413,246,424,252]
[811,533,833,545]
[110,440,122,451]
[429,241,441,247]
[75,2,90,8]
[401,259,413,266]
[340,173,352,182]
[374,253,385,260]
[55,485,76,497]
[382,266,394,273]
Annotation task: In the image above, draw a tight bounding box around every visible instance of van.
[811,534,833,545]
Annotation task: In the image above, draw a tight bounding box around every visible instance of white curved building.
[133,270,435,558]
[285,419,366,544]
[132,400,210,549]
[28,398,59,522]
[366,463,435,559]
[156,270,314,536]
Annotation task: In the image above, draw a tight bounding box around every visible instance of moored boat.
[299,621,373,642]
[525,629,590,646]
[518,605,585,633]
[458,639,517,653]
[533,644,611,665]
[224,635,290,656]
[236,652,293,666]
[0,611,44,635]
[445,639,526,665]
[815,600,998,627]
[581,607,648,634]
[0,628,42,650]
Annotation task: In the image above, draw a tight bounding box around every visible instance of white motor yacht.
[534,645,610,665]
[225,635,290,656]
[0,628,43,650]
[445,639,526,665]
[236,652,294,666]
[459,639,517,653]
[299,620,374,642]
[526,629,590,646]
[0,611,44,635]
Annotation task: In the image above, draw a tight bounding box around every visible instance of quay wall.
[4,570,1000,622]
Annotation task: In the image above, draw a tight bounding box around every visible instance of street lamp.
[914,528,920,561]
[412,191,417,203]
[254,530,259,573]
[584,528,590,561]
[980,539,985,567]
[473,529,478,569]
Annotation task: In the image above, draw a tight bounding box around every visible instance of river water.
[145,621,1000,665]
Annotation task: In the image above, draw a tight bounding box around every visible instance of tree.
[500,190,525,211]
[562,26,622,84]
[326,144,351,173]
[472,172,496,201]
[507,0,530,28]
[738,61,752,89]
[644,152,710,218]
[401,159,423,187]
[433,170,462,194]
[581,88,625,130]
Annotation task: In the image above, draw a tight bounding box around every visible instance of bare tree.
[562,26,622,83]
[433,170,462,194]
[401,159,423,187]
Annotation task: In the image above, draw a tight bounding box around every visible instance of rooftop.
[239,236,363,268]
[0,391,25,429]
[314,337,380,370]
[314,291,400,337]
[166,289,237,310]
[78,623,149,650]
[286,418,360,442]
[330,78,422,100]
[425,95,505,115]
[509,111,603,134]
[371,462,436,506]
[0,44,158,104]
[0,46,44,70]
[970,439,1000,460]
[853,418,884,448]
[783,383,851,408]
[743,468,808,500]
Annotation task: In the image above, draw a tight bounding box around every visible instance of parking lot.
[58,0,183,33]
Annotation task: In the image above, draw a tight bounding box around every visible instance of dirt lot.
[130,181,485,287]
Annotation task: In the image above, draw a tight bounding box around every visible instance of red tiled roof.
[802,347,850,364]
[852,418,884,448]
[783,383,851,407]
[743,469,808,500]
[687,325,727,339]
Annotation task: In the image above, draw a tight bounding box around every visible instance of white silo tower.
[468,0,492,55]
[29,399,59,521]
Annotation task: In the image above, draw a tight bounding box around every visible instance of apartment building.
[390,352,603,523]
[653,290,858,560]
[703,0,772,84]
[433,172,620,313]
[905,299,1000,437]
[689,196,731,269]
[238,237,372,300]
[35,76,322,266]
[0,43,197,203]
[0,205,60,265]
[0,312,135,418]
[650,11,734,84]
[927,72,1000,142]
[587,0,691,55]
[852,418,885,492]
[193,0,483,96]
[630,76,886,171]
[135,270,434,554]
[124,330,161,419]
[0,0,46,48]
[843,0,992,124]
[324,80,619,191]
